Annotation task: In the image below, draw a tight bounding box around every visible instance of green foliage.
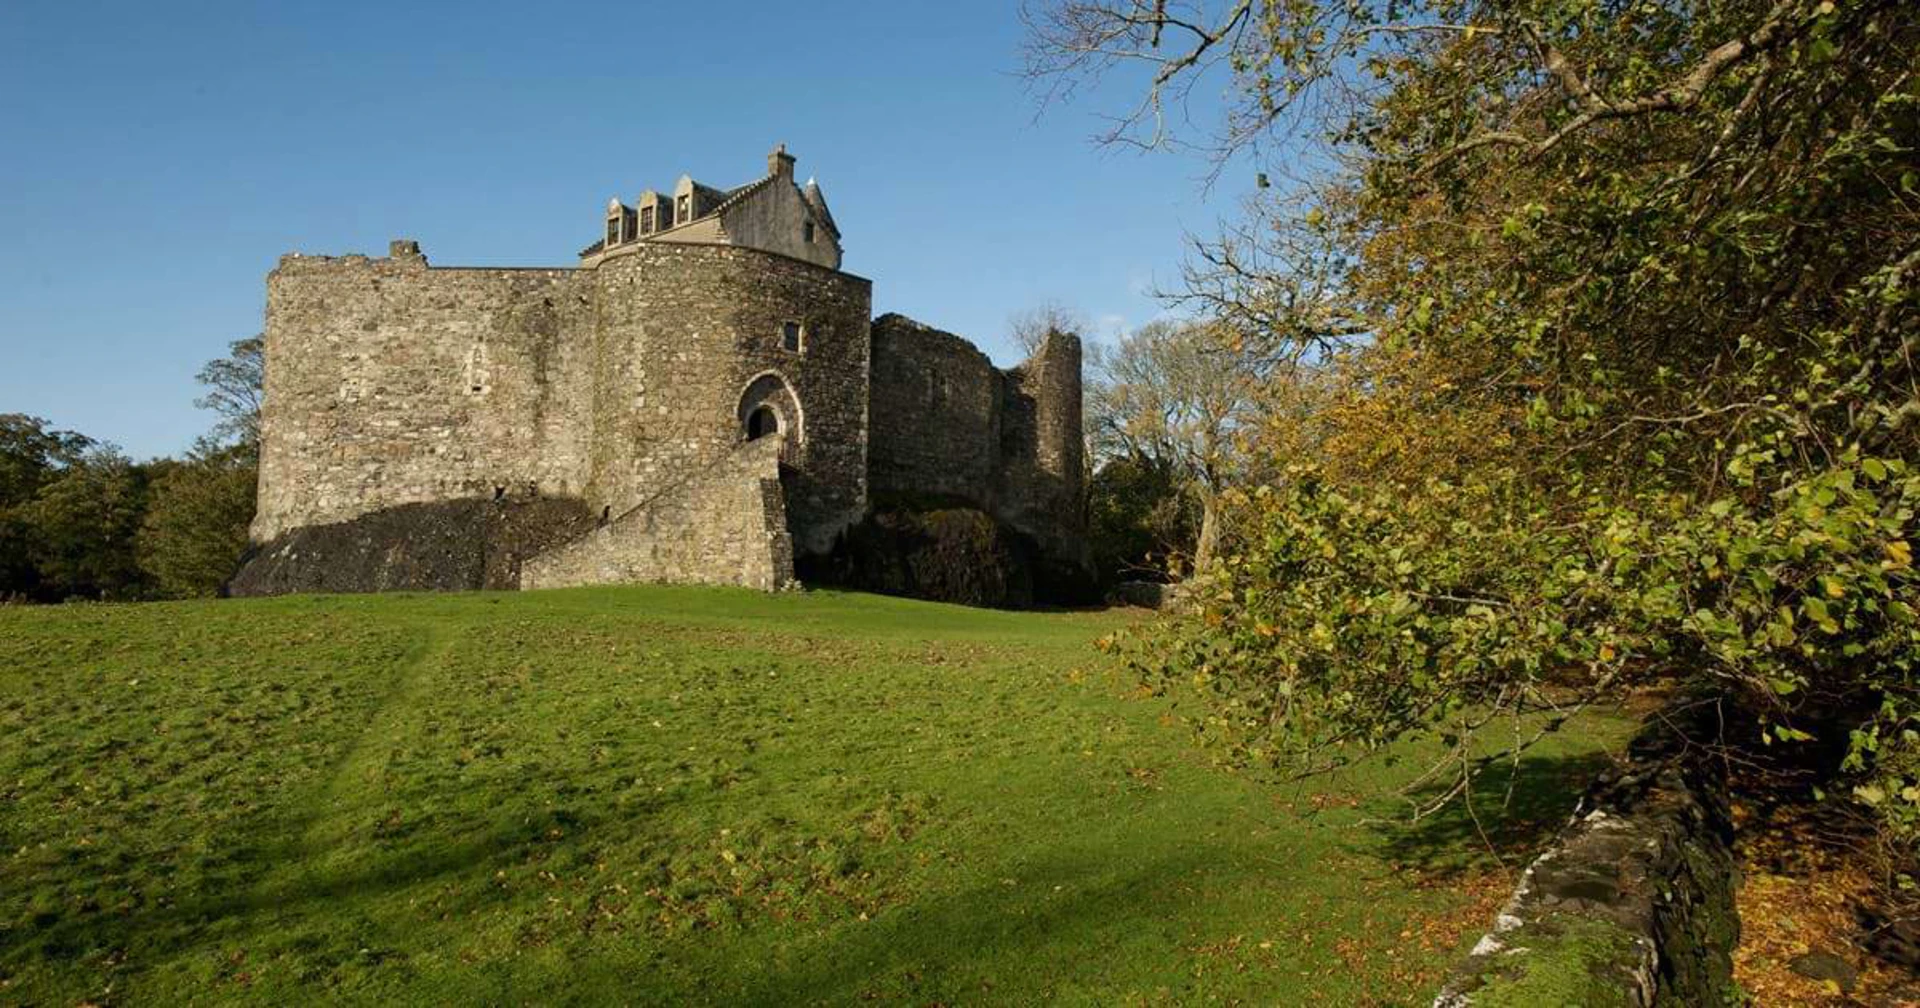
[0,586,1627,1003]
[0,415,94,598]
[2,333,264,602]
[136,442,257,598]
[1087,452,1195,584]
[0,413,91,508]
[193,335,263,447]
[1045,0,1920,867]
[5,439,151,602]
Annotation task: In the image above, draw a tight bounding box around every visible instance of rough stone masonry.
[237,145,1089,597]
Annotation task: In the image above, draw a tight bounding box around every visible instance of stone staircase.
[520,438,794,591]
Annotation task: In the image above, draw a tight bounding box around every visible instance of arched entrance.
[735,372,803,455]
[745,404,780,441]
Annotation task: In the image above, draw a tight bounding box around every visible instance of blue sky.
[0,0,1250,459]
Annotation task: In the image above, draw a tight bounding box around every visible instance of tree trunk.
[1193,488,1219,575]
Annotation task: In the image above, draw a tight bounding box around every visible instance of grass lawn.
[0,587,1626,1005]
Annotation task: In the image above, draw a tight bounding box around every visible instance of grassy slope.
[0,587,1623,1005]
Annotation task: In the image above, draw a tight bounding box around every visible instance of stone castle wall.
[253,248,588,541]
[867,314,1088,571]
[583,244,869,557]
[254,241,871,562]
[999,328,1087,565]
[867,314,1001,504]
[249,230,1090,600]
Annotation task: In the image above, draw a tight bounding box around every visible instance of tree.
[1008,302,1088,358]
[1090,318,1263,572]
[1029,0,1920,865]
[131,335,268,598]
[1,336,265,602]
[137,441,257,598]
[0,415,94,599]
[1087,450,1194,583]
[17,446,150,601]
[194,336,264,447]
[0,414,91,506]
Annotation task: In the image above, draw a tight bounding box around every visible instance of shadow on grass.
[1363,752,1618,876]
[5,800,609,975]
[725,848,1223,1004]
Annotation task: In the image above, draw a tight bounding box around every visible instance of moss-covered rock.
[1435,701,1741,1007]
[1464,915,1645,1008]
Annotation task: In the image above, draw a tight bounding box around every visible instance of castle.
[237,145,1088,598]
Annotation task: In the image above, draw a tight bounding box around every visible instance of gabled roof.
[707,174,778,217]
[584,146,842,262]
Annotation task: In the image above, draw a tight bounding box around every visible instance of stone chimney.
[768,143,795,179]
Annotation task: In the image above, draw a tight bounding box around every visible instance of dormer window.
[676,194,691,224]
[640,206,654,234]
[605,198,632,248]
[803,220,816,244]
[781,321,804,353]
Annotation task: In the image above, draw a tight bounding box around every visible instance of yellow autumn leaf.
[1598,644,1617,661]
[1886,540,1913,569]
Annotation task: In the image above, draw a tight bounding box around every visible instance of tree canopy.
[1029,0,1920,869]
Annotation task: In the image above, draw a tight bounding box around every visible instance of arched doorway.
[745,404,781,441]
[735,372,803,454]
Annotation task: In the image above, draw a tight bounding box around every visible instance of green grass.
[0,587,1626,1005]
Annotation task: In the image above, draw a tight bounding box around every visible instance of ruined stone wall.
[521,438,794,591]
[253,246,589,541]
[999,330,1088,565]
[867,315,1089,583]
[868,314,1001,506]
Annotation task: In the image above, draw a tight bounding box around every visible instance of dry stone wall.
[1434,703,1740,1007]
